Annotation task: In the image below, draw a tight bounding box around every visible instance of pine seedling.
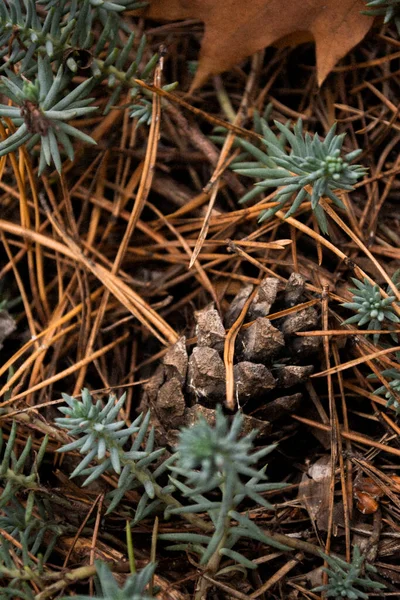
[160,407,290,570]
[0,421,48,506]
[0,498,61,565]
[313,546,385,599]
[341,277,399,344]
[363,0,400,34]
[0,0,165,171]
[55,388,149,477]
[130,97,153,126]
[0,0,147,75]
[55,388,167,515]
[0,57,97,173]
[56,390,290,572]
[232,119,366,234]
[60,561,156,600]
[129,82,178,127]
[374,368,400,414]
[368,356,400,414]
[0,539,36,600]
[0,421,61,595]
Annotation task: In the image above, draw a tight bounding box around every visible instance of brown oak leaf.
[139,0,373,89]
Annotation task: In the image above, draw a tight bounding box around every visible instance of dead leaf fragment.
[139,0,373,88]
[299,455,331,530]
[0,310,16,350]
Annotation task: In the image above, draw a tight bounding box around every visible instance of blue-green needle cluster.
[0,58,97,172]
[61,561,156,600]
[341,277,399,344]
[369,357,400,414]
[41,0,148,13]
[232,119,366,234]
[0,394,387,597]
[161,407,290,567]
[56,390,289,570]
[313,546,386,599]
[56,389,165,490]
[363,0,400,34]
[0,0,161,172]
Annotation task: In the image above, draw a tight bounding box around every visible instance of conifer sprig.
[232,119,366,234]
[363,0,400,34]
[161,407,290,569]
[60,561,156,600]
[313,546,386,599]
[368,359,400,414]
[56,391,289,573]
[0,0,162,171]
[0,58,97,172]
[341,277,399,344]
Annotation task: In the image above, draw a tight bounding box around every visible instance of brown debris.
[184,404,216,428]
[290,334,322,358]
[282,307,322,357]
[282,307,319,336]
[140,364,166,409]
[241,413,271,437]
[156,377,186,423]
[299,455,332,531]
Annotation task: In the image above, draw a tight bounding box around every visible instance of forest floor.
[1,12,400,600]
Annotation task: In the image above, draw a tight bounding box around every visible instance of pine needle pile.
[0,1,400,598]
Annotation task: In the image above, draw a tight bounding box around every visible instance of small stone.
[240,318,285,363]
[195,304,225,352]
[282,307,319,336]
[163,336,188,384]
[188,347,226,401]
[276,365,314,388]
[248,278,280,320]
[262,393,303,422]
[156,377,186,424]
[284,273,306,307]
[234,362,276,402]
[224,284,253,328]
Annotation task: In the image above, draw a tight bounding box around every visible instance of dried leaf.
[299,455,331,530]
[140,0,373,88]
[0,310,16,350]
